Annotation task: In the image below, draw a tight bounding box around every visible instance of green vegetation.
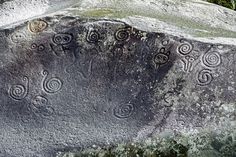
[60,131,236,157]
[207,0,236,10]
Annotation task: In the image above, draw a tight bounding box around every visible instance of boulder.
[0,0,235,157]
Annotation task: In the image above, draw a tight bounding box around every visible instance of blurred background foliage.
[207,0,236,10]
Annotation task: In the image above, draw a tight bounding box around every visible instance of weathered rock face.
[0,0,235,157]
[1,0,236,45]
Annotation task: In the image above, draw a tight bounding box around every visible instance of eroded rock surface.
[0,15,235,157]
[0,0,235,157]
[2,0,236,45]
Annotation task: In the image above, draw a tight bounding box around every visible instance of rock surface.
[0,0,235,157]
[1,0,236,45]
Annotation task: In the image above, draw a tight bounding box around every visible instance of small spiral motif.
[202,51,221,67]
[178,42,193,55]
[115,28,130,41]
[113,103,134,119]
[197,69,213,86]
[86,30,100,43]
[42,70,62,94]
[9,77,28,100]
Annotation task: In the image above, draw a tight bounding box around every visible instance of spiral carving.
[42,70,62,94]
[86,30,100,43]
[113,103,134,119]
[9,77,28,100]
[178,42,193,55]
[202,51,221,67]
[115,28,130,41]
[197,69,213,86]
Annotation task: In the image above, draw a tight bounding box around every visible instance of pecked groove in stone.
[0,15,235,157]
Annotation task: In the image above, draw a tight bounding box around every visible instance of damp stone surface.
[0,0,235,157]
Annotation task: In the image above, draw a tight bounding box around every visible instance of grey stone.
[1,0,236,45]
[0,0,235,157]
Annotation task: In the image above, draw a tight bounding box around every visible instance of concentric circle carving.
[202,51,221,67]
[113,103,134,119]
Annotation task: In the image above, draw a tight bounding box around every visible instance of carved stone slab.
[0,16,235,157]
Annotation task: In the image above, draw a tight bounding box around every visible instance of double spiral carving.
[42,70,62,94]
[197,69,213,86]
[178,42,193,55]
[202,51,221,67]
[115,28,130,41]
[9,77,29,100]
[86,30,100,43]
[113,103,134,119]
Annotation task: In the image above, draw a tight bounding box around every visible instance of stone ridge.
[1,0,236,46]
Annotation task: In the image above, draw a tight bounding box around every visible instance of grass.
[60,131,236,157]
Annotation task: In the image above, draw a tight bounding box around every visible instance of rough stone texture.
[0,15,235,157]
[0,0,77,28]
[1,0,236,45]
[0,0,235,157]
